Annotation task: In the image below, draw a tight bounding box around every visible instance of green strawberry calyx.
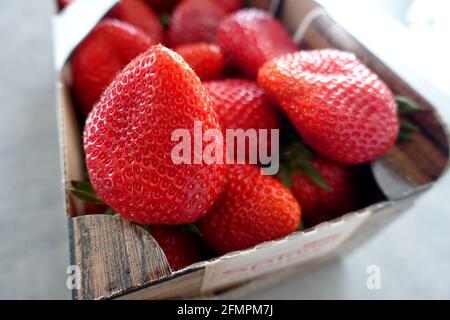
[68,180,103,205]
[278,142,329,191]
[396,95,422,115]
[68,180,115,215]
[160,13,170,28]
[395,95,423,142]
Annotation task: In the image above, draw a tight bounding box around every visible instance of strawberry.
[203,79,280,131]
[217,8,298,78]
[71,19,153,116]
[166,0,227,47]
[215,0,243,13]
[199,164,301,254]
[258,49,399,164]
[203,79,280,160]
[57,0,71,10]
[84,45,226,225]
[59,0,163,42]
[175,43,224,80]
[108,0,164,43]
[290,157,357,227]
[151,226,203,270]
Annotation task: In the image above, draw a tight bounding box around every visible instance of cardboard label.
[201,211,371,293]
[53,0,118,71]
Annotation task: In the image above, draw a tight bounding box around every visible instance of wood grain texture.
[69,214,172,300]
[117,268,205,300]
[59,80,86,217]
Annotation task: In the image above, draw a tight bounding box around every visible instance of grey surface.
[0,0,449,300]
[0,0,70,299]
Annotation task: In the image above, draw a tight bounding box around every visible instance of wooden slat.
[70,215,172,300]
[58,77,86,217]
[117,268,205,300]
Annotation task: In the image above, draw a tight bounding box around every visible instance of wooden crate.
[54,0,450,300]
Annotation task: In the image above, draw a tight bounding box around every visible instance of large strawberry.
[175,43,224,81]
[151,226,203,270]
[71,19,153,116]
[290,157,357,227]
[166,0,227,47]
[198,164,301,254]
[217,8,298,78]
[258,49,399,164]
[84,45,226,225]
[108,0,164,43]
[203,79,280,161]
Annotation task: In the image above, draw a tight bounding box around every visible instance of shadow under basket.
[55,0,450,299]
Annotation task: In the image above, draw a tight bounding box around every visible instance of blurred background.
[0,0,449,299]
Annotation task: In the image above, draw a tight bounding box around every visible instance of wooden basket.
[54,0,450,299]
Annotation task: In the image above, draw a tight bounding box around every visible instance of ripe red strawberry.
[84,45,226,225]
[215,0,243,13]
[108,0,164,43]
[151,226,203,270]
[71,19,153,116]
[258,49,399,164]
[175,43,224,80]
[58,0,163,42]
[203,79,280,160]
[290,157,357,227]
[57,0,71,10]
[166,0,227,47]
[217,9,298,78]
[199,165,301,254]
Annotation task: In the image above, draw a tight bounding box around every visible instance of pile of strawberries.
[63,0,404,271]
